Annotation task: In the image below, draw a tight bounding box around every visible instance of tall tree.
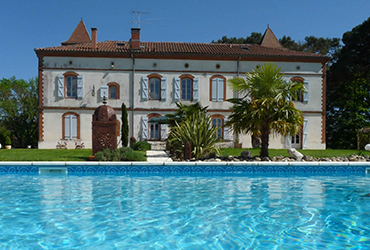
[326,17,370,149]
[121,102,129,147]
[0,77,38,148]
[226,63,304,157]
[212,32,262,44]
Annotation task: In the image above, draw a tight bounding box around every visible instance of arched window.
[148,113,161,140]
[62,112,80,140]
[148,74,162,100]
[210,75,226,101]
[180,74,194,101]
[211,114,225,139]
[57,72,83,99]
[64,72,78,98]
[290,77,305,102]
[107,82,120,99]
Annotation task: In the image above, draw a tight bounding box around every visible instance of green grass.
[0,149,146,161]
[220,148,370,158]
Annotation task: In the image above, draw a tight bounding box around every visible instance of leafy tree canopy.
[0,77,38,148]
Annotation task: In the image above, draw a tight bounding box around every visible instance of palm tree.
[226,63,305,157]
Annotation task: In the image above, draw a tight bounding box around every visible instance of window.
[149,122,160,140]
[149,77,161,100]
[108,82,120,99]
[211,115,230,140]
[66,75,77,98]
[57,72,83,99]
[142,114,168,141]
[212,117,223,139]
[181,78,192,100]
[210,75,226,101]
[62,113,79,140]
[290,77,309,102]
[291,132,301,149]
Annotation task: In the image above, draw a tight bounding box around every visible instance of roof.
[261,26,283,49]
[35,41,328,60]
[61,19,91,45]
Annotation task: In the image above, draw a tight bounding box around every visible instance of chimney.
[91,28,97,50]
[130,28,140,49]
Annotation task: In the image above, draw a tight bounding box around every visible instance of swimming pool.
[0,173,369,249]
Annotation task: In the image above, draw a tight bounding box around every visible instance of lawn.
[220,148,370,158]
[0,149,146,161]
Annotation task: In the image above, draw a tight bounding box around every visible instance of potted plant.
[234,135,242,148]
[5,136,11,149]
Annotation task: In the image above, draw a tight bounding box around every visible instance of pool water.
[0,173,369,249]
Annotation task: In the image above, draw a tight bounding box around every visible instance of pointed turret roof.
[260,26,283,49]
[62,19,91,45]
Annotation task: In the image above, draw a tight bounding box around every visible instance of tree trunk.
[260,124,270,158]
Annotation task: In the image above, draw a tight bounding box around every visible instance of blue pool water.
[0,173,370,249]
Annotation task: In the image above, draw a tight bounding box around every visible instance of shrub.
[94,147,146,161]
[5,136,11,145]
[130,141,151,151]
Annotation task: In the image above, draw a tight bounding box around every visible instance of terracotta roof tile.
[61,19,91,45]
[36,40,328,60]
[261,26,283,49]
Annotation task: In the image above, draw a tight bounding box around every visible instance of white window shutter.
[193,77,199,101]
[71,115,77,139]
[161,77,167,101]
[77,75,83,98]
[303,81,309,102]
[285,135,292,149]
[141,116,148,140]
[161,124,167,140]
[223,117,230,140]
[302,118,308,149]
[173,77,180,101]
[57,75,64,98]
[217,78,224,101]
[100,86,108,99]
[65,115,71,139]
[141,77,148,101]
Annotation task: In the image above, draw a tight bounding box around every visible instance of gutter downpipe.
[237,56,241,77]
[130,52,135,140]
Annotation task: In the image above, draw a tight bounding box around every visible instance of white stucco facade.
[36,25,327,150]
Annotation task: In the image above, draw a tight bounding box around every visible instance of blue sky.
[1,0,369,80]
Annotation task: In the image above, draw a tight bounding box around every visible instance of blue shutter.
[302,118,308,149]
[193,77,199,101]
[303,81,309,102]
[285,135,292,149]
[223,116,230,140]
[141,116,148,140]
[161,124,167,140]
[100,86,108,99]
[173,77,180,101]
[141,77,148,101]
[64,115,71,139]
[71,115,77,139]
[161,77,167,101]
[77,75,83,98]
[57,75,64,98]
[217,78,224,101]
[211,79,217,101]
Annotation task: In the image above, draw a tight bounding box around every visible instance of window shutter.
[141,116,148,140]
[100,86,108,99]
[173,77,180,101]
[302,118,308,149]
[161,124,167,140]
[223,117,230,140]
[303,81,309,102]
[193,77,199,101]
[141,77,148,101]
[64,115,71,139]
[217,78,224,101]
[161,77,167,101]
[211,79,217,101]
[285,135,292,149]
[57,75,64,98]
[71,115,77,139]
[77,75,83,98]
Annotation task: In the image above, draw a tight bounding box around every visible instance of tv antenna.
[130,11,151,28]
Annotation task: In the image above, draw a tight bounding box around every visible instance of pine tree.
[121,102,129,147]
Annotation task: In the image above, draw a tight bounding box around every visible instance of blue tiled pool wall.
[0,162,369,174]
